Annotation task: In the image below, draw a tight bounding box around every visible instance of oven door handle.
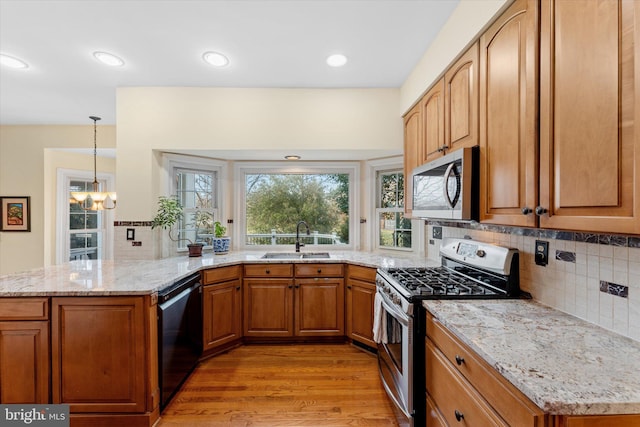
[379,294,409,326]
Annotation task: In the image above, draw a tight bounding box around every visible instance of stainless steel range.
[374,237,524,427]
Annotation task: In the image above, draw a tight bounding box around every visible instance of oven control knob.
[384,286,391,294]
[476,250,486,258]
[392,295,400,305]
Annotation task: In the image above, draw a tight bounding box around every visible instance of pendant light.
[70,116,117,210]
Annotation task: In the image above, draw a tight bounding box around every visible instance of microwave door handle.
[442,162,457,208]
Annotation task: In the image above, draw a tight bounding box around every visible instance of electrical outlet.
[432,226,443,240]
[535,240,548,266]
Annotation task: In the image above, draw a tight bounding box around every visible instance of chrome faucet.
[295,221,310,252]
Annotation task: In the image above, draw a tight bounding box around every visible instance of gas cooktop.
[377,238,523,301]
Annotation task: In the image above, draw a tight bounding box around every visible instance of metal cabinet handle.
[521,207,532,215]
[455,410,464,422]
[535,206,548,216]
[455,355,465,365]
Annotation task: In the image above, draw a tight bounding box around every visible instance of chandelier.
[70,116,117,210]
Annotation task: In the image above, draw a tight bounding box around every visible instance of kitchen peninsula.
[1,252,639,427]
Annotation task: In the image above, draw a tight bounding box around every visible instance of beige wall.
[115,87,402,220]
[0,125,116,274]
[0,1,512,273]
[400,0,510,114]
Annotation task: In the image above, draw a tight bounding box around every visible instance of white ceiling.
[0,0,459,126]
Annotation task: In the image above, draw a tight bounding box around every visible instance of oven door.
[377,293,413,420]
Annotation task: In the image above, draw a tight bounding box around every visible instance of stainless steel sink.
[261,252,330,259]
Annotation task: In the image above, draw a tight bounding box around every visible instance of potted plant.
[212,221,231,255]
[151,196,204,257]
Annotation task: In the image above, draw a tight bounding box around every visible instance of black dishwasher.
[158,272,202,409]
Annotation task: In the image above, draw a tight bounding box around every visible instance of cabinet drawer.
[427,312,544,427]
[244,264,293,278]
[346,264,376,282]
[295,263,343,277]
[0,298,48,320]
[202,265,242,285]
[426,340,508,427]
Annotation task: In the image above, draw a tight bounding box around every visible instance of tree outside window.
[377,170,411,249]
[175,169,217,248]
[245,173,349,246]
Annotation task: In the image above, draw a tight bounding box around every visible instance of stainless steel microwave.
[412,146,479,220]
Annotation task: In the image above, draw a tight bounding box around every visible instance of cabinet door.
[445,42,479,153]
[243,279,294,337]
[0,321,49,403]
[203,280,242,351]
[51,297,147,413]
[295,278,345,337]
[403,102,422,216]
[479,0,539,227]
[346,278,376,348]
[422,78,446,163]
[539,0,640,234]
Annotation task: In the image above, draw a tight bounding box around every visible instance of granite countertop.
[423,300,640,416]
[0,251,429,296]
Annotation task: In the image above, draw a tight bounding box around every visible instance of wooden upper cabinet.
[479,0,539,227]
[539,0,640,234]
[422,78,446,163]
[403,102,422,216]
[445,42,479,153]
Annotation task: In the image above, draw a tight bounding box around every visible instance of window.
[377,170,411,250]
[174,168,218,249]
[238,163,357,250]
[56,169,114,263]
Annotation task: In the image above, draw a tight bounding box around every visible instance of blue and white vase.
[213,237,230,255]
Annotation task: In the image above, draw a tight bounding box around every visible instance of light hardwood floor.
[157,344,400,426]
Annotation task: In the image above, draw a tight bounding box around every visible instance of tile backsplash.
[427,223,640,342]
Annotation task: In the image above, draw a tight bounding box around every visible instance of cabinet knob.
[347,285,352,289]
[236,286,240,291]
[266,269,270,274]
[295,284,300,289]
[521,207,533,215]
[288,285,293,289]
[454,410,464,422]
[455,355,465,365]
[535,206,548,216]
[317,269,322,274]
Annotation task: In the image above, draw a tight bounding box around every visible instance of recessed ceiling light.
[93,51,125,67]
[284,155,301,160]
[326,54,347,67]
[0,54,29,69]
[203,51,229,67]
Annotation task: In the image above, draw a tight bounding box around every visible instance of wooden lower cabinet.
[295,277,344,336]
[0,321,49,403]
[243,264,347,339]
[552,414,640,427]
[0,297,49,404]
[202,265,243,354]
[51,296,159,426]
[345,265,377,348]
[243,278,294,337]
[203,279,242,352]
[427,312,545,427]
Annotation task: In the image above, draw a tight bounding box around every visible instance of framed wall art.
[0,196,31,232]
